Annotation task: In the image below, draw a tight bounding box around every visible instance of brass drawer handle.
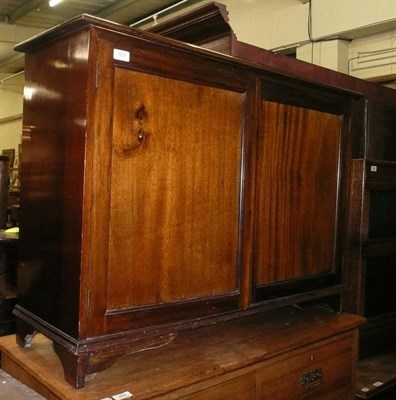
[300,367,323,390]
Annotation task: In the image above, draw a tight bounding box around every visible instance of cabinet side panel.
[255,101,341,284]
[106,69,244,310]
[17,32,89,337]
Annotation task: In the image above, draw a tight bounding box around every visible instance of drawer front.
[179,372,257,400]
[257,335,354,399]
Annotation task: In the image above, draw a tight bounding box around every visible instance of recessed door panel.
[107,68,244,311]
[254,101,341,287]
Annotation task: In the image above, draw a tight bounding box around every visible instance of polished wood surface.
[17,29,90,338]
[251,76,353,303]
[108,69,242,311]
[1,308,364,399]
[255,102,340,284]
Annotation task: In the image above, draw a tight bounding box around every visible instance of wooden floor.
[0,367,44,399]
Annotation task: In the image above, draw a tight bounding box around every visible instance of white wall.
[225,0,396,82]
[0,73,23,159]
[221,0,396,49]
[224,0,308,50]
[349,29,396,81]
[309,0,396,39]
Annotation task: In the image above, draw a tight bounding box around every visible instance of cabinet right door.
[252,79,351,303]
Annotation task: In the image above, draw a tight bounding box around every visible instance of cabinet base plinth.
[13,305,177,389]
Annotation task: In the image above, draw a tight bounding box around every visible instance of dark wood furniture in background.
[149,1,236,54]
[11,9,395,397]
[347,105,396,399]
[0,230,18,336]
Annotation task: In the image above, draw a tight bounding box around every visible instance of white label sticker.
[370,165,377,172]
[112,391,133,400]
[113,49,130,62]
[361,387,370,392]
[373,381,384,387]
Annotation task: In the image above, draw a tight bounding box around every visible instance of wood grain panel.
[17,31,90,338]
[255,101,341,285]
[107,68,244,310]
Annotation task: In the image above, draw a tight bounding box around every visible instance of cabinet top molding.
[14,14,396,106]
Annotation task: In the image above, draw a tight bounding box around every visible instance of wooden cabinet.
[344,102,396,397]
[345,102,396,344]
[13,14,395,391]
[351,159,396,348]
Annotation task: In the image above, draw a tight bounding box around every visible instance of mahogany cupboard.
[12,14,395,391]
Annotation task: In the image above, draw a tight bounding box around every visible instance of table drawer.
[180,372,257,400]
[257,334,354,399]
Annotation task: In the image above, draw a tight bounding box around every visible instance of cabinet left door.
[87,39,247,335]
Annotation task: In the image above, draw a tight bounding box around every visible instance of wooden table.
[0,307,364,400]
